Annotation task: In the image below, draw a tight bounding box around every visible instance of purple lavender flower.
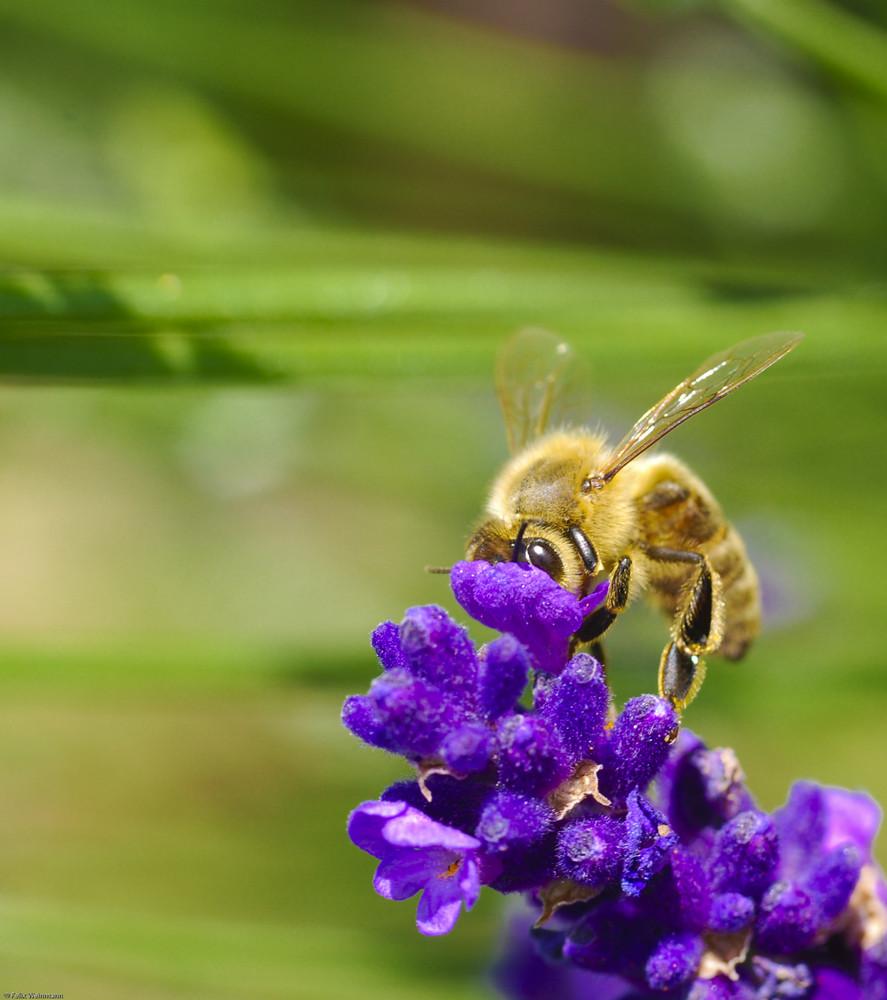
[496,770,887,999]
[450,559,608,675]
[343,558,887,998]
[347,799,502,935]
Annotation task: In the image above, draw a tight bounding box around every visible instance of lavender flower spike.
[344,557,887,1000]
[348,799,501,935]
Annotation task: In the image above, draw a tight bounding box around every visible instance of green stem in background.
[719,0,887,104]
[0,259,879,382]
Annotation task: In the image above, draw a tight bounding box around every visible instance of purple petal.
[451,560,605,675]
[440,722,495,774]
[557,815,626,887]
[622,790,678,897]
[820,786,882,862]
[383,807,481,851]
[399,604,479,703]
[599,695,678,804]
[348,799,412,859]
[812,966,863,1000]
[707,811,779,899]
[348,799,480,858]
[804,844,861,923]
[579,579,611,616]
[415,853,481,936]
[478,634,530,720]
[371,620,409,671]
[363,667,462,758]
[458,852,482,910]
[755,880,818,954]
[773,782,879,876]
[774,782,828,873]
[475,790,553,852]
[709,891,755,933]
[496,712,572,797]
[374,845,455,900]
[539,652,610,763]
[659,732,754,842]
[645,932,704,992]
[417,874,465,936]
[649,846,711,933]
[341,694,394,751]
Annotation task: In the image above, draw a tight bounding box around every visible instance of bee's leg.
[588,640,607,672]
[643,545,724,709]
[573,556,632,645]
[658,641,706,712]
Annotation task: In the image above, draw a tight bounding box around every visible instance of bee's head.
[466,519,600,595]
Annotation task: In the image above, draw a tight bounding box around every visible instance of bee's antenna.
[511,521,529,561]
[425,565,452,574]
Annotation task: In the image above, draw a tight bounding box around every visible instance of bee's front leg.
[573,556,632,647]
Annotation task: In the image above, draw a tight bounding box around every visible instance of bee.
[466,329,802,710]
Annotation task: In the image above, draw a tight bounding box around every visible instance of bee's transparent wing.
[496,328,586,454]
[595,331,803,483]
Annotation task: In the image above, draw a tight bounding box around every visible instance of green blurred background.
[0,0,885,995]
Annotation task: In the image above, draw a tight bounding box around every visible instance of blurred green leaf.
[719,0,887,104]
[0,254,883,381]
[0,0,676,207]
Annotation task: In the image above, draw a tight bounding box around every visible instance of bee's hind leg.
[658,642,706,712]
[644,546,724,710]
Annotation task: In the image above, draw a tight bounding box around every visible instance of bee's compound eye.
[467,536,509,565]
[526,539,563,580]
